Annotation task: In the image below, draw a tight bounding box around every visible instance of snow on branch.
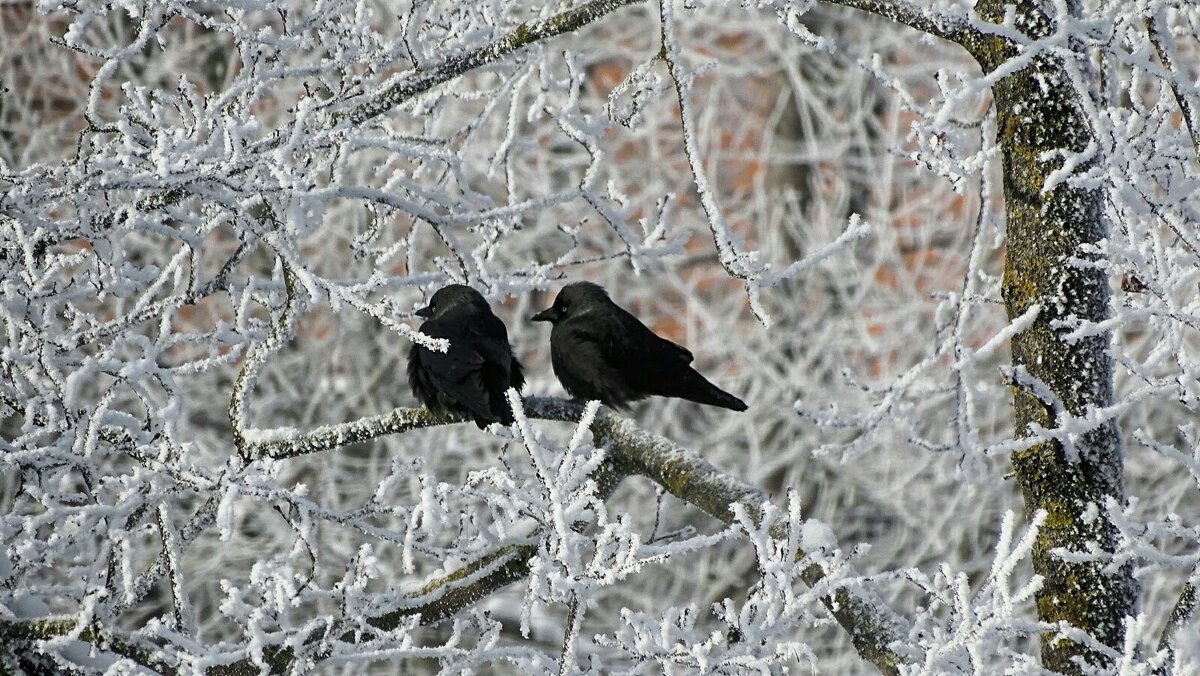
[660,0,772,321]
[1146,8,1200,158]
[5,390,913,673]
[816,0,976,45]
[7,0,1200,671]
[345,0,646,126]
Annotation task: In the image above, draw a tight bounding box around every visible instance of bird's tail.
[674,368,748,411]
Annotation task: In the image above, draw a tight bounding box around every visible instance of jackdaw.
[531,282,747,411]
[407,285,525,428]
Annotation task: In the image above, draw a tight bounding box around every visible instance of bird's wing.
[459,310,523,412]
[420,319,484,378]
[466,311,517,370]
[508,356,526,391]
[615,306,693,364]
[553,321,640,406]
[418,316,495,421]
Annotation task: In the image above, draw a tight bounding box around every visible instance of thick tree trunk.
[970,1,1136,671]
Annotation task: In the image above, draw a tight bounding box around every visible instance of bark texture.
[968,1,1135,671]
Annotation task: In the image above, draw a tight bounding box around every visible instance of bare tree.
[2,0,1198,673]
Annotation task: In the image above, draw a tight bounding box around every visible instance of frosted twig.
[346,0,647,125]
[229,260,303,457]
[816,0,975,44]
[1147,9,1200,158]
[660,0,768,321]
[1157,563,1200,667]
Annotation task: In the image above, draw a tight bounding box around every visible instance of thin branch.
[68,238,257,350]
[0,617,176,674]
[1156,564,1200,673]
[816,0,974,45]
[252,406,465,460]
[345,0,645,126]
[157,504,195,636]
[229,261,301,458]
[113,496,220,616]
[1146,9,1200,159]
[559,594,585,675]
[13,398,910,673]
[660,0,764,288]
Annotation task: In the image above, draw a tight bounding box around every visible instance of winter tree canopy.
[1,0,1199,673]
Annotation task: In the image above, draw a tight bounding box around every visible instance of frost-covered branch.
[0,617,175,674]
[659,0,777,323]
[1146,8,1200,158]
[1156,565,1200,665]
[814,0,974,45]
[229,262,303,458]
[346,0,646,126]
[240,395,911,672]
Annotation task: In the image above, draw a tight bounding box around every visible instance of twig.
[345,0,645,126]
[1156,564,1200,673]
[1146,9,1200,159]
[228,261,301,458]
[559,594,586,676]
[659,0,763,286]
[816,0,973,45]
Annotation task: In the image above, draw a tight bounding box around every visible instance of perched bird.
[407,285,525,428]
[531,282,747,411]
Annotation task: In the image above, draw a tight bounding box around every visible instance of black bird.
[531,282,747,411]
[407,285,525,428]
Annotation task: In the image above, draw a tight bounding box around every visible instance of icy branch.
[1146,9,1200,158]
[345,0,646,126]
[240,396,911,672]
[660,0,769,320]
[229,263,303,458]
[814,0,975,45]
[1157,564,1200,664]
[5,395,911,673]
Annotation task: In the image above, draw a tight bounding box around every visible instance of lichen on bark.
[968,0,1135,670]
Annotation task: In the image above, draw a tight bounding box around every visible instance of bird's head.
[415,284,489,319]
[531,281,610,324]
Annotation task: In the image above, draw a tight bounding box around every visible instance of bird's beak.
[415,305,433,318]
[531,307,555,322]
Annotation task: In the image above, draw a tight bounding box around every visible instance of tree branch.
[13,398,911,673]
[1146,9,1200,160]
[229,261,301,458]
[344,0,645,126]
[1156,564,1200,673]
[0,617,175,674]
[246,397,911,673]
[815,0,973,46]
